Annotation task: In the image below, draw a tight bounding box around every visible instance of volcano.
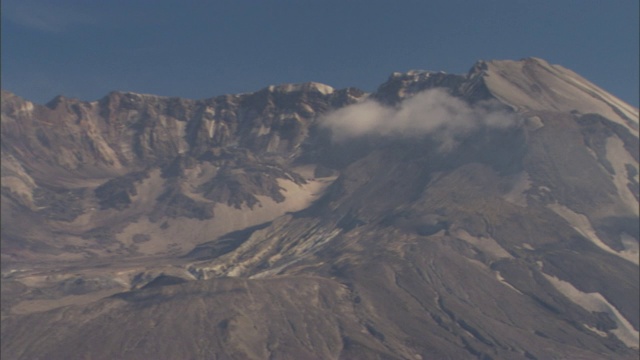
[1,57,638,359]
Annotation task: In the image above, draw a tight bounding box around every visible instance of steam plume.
[321,89,518,148]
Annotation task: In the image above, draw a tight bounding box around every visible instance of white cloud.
[320,88,518,149]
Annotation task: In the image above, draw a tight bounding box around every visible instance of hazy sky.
[2,0,638,107]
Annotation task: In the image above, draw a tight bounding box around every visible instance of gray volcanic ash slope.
[1,58,639,359]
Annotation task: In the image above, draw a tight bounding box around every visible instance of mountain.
[1,57,638,359]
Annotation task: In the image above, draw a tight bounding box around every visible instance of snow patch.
[175,121,188,154]
[524,116,544,131]
[250,228,342,279]
[544,273,639,348]
[521,243,535,250]
[204,106,215,117]
[605,136,639,215]
[548,204,639,265]
[620,233,639,255]
[583,324,608,337]
[494,271,523,294]
[207,120,216,139]
[311,82,335,95]
[269,82,334,95]
[1,176,39,208]
[16,101,35,114]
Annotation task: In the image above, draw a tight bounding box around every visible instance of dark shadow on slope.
[593,216,640,251]
[140,275,188,289]
[182,221,272,261]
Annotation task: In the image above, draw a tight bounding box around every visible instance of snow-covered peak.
[389,70,434,82]
[479,58,639,133]
[267,82,334,95]
[111,91,167,101]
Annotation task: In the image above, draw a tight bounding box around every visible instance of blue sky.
[2,0,638,107]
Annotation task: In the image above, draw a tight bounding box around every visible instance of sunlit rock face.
[0,83,363,262]
[1,58,638,360]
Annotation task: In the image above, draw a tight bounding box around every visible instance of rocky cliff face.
[1,58,639,359]
[0,83,364,263]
